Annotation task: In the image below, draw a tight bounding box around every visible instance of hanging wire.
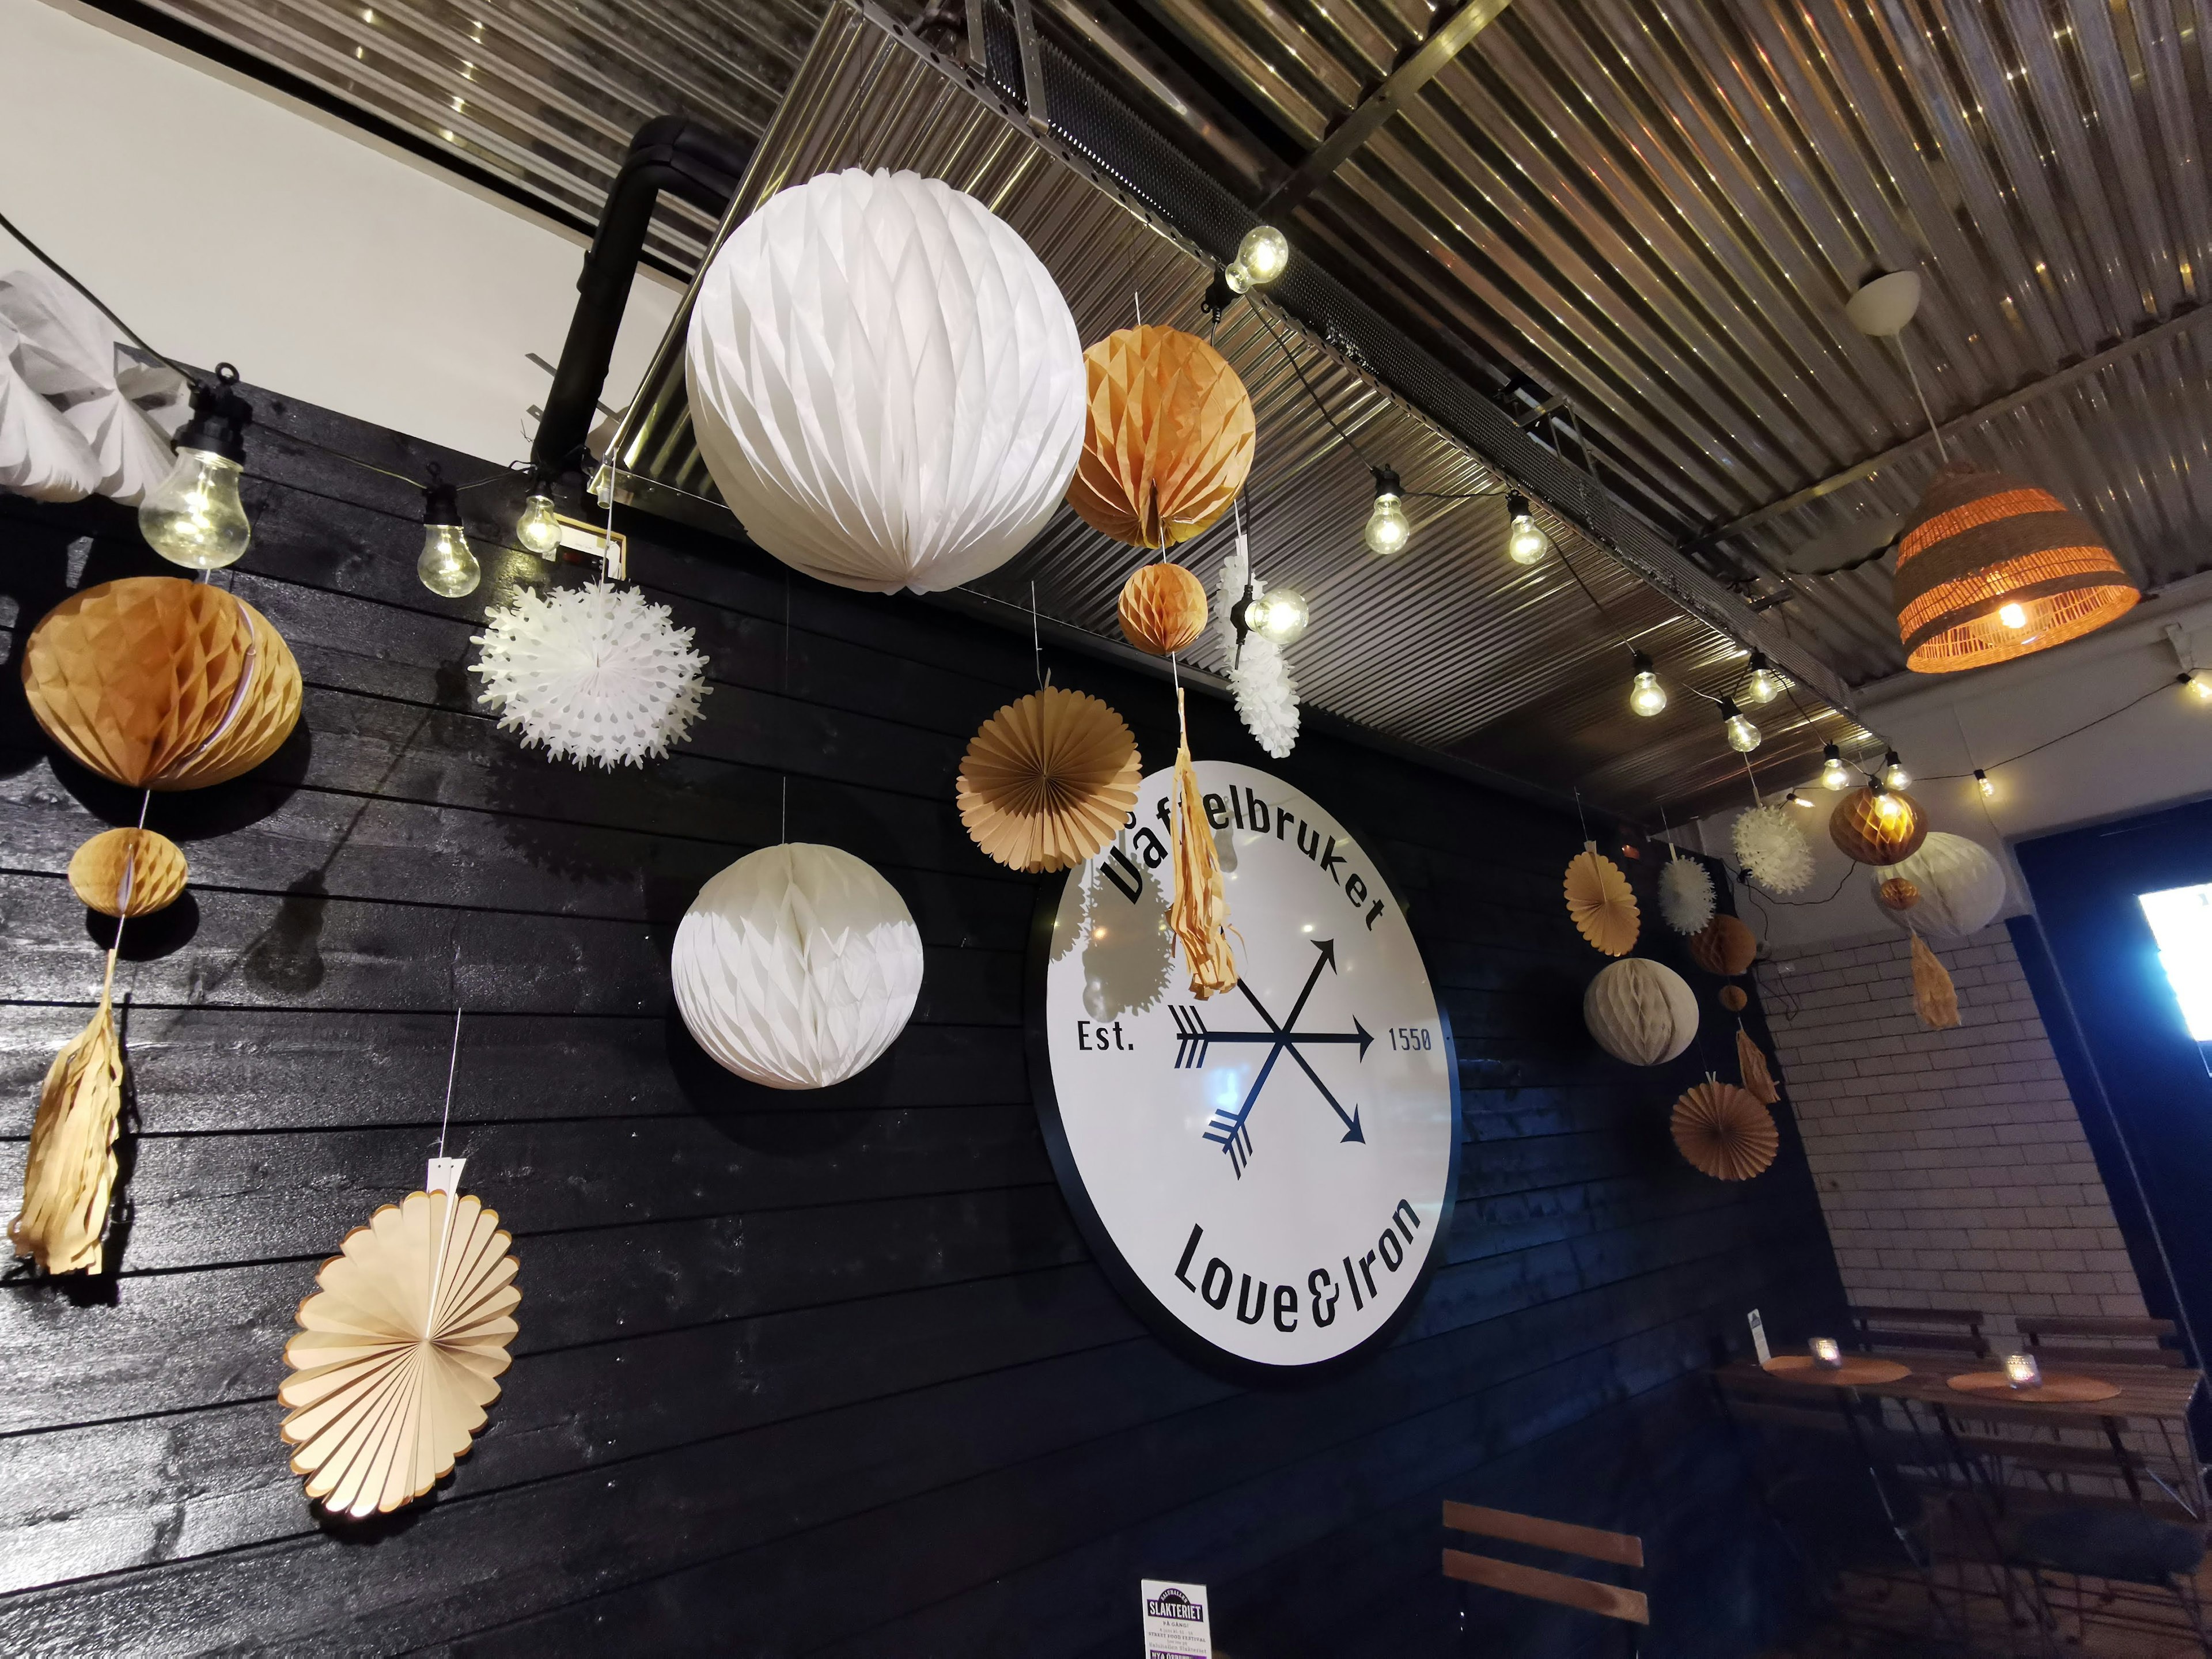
[1029,580,1043,689]
[1896,334,1949,464]
[437,1006,463,1160]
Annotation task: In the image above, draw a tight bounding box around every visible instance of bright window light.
[2139,883,2212,1039]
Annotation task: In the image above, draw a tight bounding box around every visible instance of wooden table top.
[1719,1354,2203,1426]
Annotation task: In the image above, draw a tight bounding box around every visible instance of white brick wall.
[1758,923,2147,1328]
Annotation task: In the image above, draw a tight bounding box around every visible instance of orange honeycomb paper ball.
[22,577,301,790]
[1067,325,1254,548]
[1118,562,1209,656]
[1830,786,1927,866]
[1878,876,1922,912]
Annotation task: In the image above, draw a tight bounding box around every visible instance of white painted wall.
[1690,577,2212,952]
[0,0,683,468]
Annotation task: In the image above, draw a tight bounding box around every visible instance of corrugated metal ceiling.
[1138,0,2212,686]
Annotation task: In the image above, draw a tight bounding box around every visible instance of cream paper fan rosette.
[685,168,1085,594]
[1214,540,1299,757]
[279,1168,520,1516]
[673,843,926,1089]
[471,581,709,770]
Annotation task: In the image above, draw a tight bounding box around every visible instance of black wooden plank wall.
[0,384,1847,1658]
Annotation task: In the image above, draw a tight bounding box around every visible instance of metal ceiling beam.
[1705,302,2212,546]
[1257,0,1512,216]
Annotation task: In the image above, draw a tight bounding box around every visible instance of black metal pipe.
[532,115,755,479]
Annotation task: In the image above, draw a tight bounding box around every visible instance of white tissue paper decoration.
[1876,832,2007,938]
[1733,804,1816,894]
[1214,539,1300,757]
[0,268,186,504]
[471,581,710,770]
[1658,855,1716,935]
[685,168,1085,594]
[673,843,926,1089]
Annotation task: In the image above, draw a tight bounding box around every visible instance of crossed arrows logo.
[1172,938,1372,1177]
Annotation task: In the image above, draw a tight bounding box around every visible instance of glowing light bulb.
[1236,225,1289,285]
[1741,651,1786,706]
[1719,697,1760,753]
[1998,601,2029,629]
[1505,491,1548,565]
[1819,744,1850,791]
[418,479,480,597]
[1880,749,1910,790]
[1975,768,1995,798]
[2191,671,2212,702]
[1786,789,1813,809]
[1872,787,1907,823]
[140,362,255,569]
[1627,651,1666,717]
[141,448,251,569]
[1250,588,1309,646]
[516,491,563,555]
[1223,262,1253,295]
[1365,468,1410,556]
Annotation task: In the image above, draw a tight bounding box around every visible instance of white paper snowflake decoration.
[1657,854,1715,935]
[1214,538,1300,758]
[471,581,709,770]
[1733,804,1816,894]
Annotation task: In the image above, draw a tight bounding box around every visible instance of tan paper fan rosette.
[1688,914,1757,978]
[1067,325,1255,548]
[9,974,124,1274]
[1564,842,1638,956]
[1671,1080,1780,1181]
[1911,933,1961,1029]
[22,576,301,790]
[958,685,1141,873]
[280,1185,522,1517]
[1737,1026,1779,1105]
[1169,687,1237,998]
[67,827,189,917]
[1118,562,1208,656]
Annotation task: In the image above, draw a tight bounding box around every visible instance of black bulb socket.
[423,480,463,528]
[176,362,253,464]
[1717,696,1743,720]
[1630,649,1655,673]
[1823,742,1842,762]
[1372,465,1403,501]
[1202,269,1239,318]
[1506,490,1530,520]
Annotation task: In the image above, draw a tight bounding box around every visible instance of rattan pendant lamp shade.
[1893,461,2136,672]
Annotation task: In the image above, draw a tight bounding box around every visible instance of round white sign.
[1033,760,1459,1378]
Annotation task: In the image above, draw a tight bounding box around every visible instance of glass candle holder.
[1810,1338,1843,1369]
[2003,1352,2043,1389]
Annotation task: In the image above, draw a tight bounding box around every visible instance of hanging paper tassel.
[1168,687,1238,999]
[1910,931,1960,1029]
[12,957,125,1274]
[1736,1024,1779,1105]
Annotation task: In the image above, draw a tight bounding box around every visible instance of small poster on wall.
[1141,1580,1213,1659]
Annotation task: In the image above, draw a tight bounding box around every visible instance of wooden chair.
[1848,1303,1991,1361]
[2018,1315,2186,1370]
[1441,1500,1646,1649]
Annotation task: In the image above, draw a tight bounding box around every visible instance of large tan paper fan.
[958,686,1141,873]
[280,1187,521,1516]
[22,576,301,790]
[1067,325,1254,548]
[1672,1081,1779,1181]
[1565,843,1638,956]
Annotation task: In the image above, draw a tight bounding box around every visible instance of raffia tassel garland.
[1737,1026,1779,1105]
[1118,561,1208,656]
[957,685,1141,873]
[280,1176,521,1516]
[1067,325,1255,548]
[1911,933,1961,1029]
[10,965,124,1274]
[1564,842,1638,956]
[1671,1080,1780,1181]
[68,827,188,916]
[1168,687,1237,999]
